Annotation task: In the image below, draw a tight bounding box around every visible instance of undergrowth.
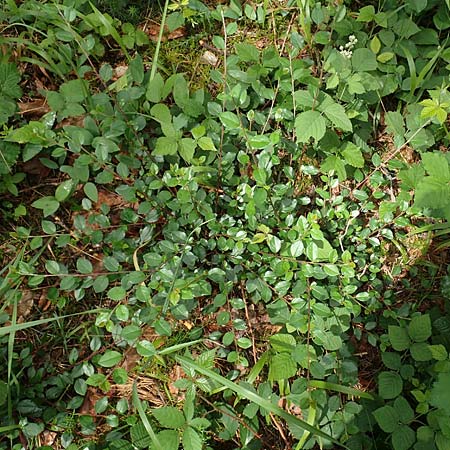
[1,0,450,449]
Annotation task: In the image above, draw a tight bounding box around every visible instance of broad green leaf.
[197,136,216,151]
[270,334,296,353]
[321,155,347,180]
[268,353,298,381]
[385,111,405,147]
[341,142,364,168]
[219,111,240,129]
[388,326,410,351]
[84,182,98,202]
[352,48,378,71]
[173,75,189,110]
[0,62,22,99]
[408,314,431,342]
[129,54,144,85]
[248,134,271,149]
[430,372,450,414]
[107,286,126,301]
[31,196,60,217]
[146,72,164,103]
[290,241,304,257]
[182,427,202,450]
[378,371,403,399]
[429,344,448,361]
[136,340,156,357]
[357,5,375,22]
[153,136,178,156]
[153,430,179,450]
[436,432,450,450]
[152,406,185,429]
[322,103,352,132]
[179,138,196,162]
[55,179,75,202]
[235,43,260,62]
[373,405,398,432]
[151,103,172,123]
[98,350,122,368]
[76,258,93,274]
[421,153,450,182]
[392,425,416,450]
[415,177,450,210]
[394,396,414,424]
[130,421,153,449]
[295,111,326,143]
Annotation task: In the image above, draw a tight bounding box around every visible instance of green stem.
[150,0,170,82]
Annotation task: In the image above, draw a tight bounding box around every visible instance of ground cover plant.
[1,0,450,449]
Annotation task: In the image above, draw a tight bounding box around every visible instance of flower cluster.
[339,34,358,59]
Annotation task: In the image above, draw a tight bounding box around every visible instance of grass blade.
[176,355,348,448]
[308,380,374,400]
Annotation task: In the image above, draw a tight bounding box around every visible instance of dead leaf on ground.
[140,22,186,42]
[18,98,50,117]
[21,156,51,177]
[79,386,103,416]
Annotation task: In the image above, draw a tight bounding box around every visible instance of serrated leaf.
[322,103,352,132]
[98,350,122,368]
[352,48,378,72]
[373,405,398,432]
[421,153,450,182]
[153,136,178,156]
[430,372,450,414]
[268,353,298,381]
[321,155,347,180]
[429,344,448,361]
[378,371,403,399]
[392,425,416,450]
[182,427,202,450]
[408,314,432,342]
[235,43,260,62]
[153,430,179,450]
[341,142,364,168]
[179,138,196,162]
[388,326,410,351]
[295,110,326,143]
[0,62,22,99]
[152,406,185,429]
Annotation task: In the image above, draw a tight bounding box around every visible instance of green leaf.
[357,5,375,22]
[392,425,416,450]
[179,138,196,162]
[321,155,347,180]
[108,286,126,301]
[152,406,185,429]
[290,241,304,257]
[385,111,406,147]
[268,353,298,381]
[31,196,60,217]
[373,405,398,432]
[352,48,378,71]
[197,136,216,151]
[270,334,296,353]
[235,43,260,62]
[429,344,448,361]
[153,430,179,450]
[219,111,240,129]
[129,54,144,85]
[295,111,326,143]
[84,182,98,202]
[378,371,403,399]
[421,153,450,182]
[153,136,178,156]
[151,103,172,123]
[388,326,410,351]
[76,258,93,274]
[55,179,75,202]
[182,427,202,450]
[408,314,432,342]
[322,103,352,132]
[146,73,165,103]
[430,372,450,414]
[98,350,122,368]
[248,134,271,149]
[394,396,414,424]
[341,142,364,168]
[436,432,450,450]
[136,340,156,357]
[0,62,22,99]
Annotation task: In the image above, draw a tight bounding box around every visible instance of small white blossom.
[338,34,357,59]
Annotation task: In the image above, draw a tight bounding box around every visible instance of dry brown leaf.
[18,98,50,116]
